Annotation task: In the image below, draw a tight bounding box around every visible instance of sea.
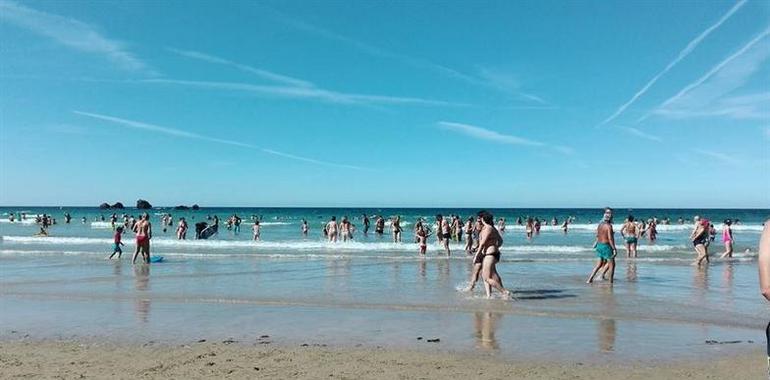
[1,206,768,362]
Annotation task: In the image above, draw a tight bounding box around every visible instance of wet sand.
[0,338,763,379]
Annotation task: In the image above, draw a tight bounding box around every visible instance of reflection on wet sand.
[474,311,501,351]
[597,286,616,353]
[134,264,150,323]
[625,261,637,282]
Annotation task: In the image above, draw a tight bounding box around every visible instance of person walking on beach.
[720,219,735,258]
[475,211,510,298]
[326,216,338,242]
[107,226,124,259]
[436,215,451,256]
[690,216,710,267]
[587,208,617,284]
[132,213,152,264]
[621,215,640,258]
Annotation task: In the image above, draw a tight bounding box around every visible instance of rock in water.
[99,203,111,209]
[111,202,124,209]
[136,199,152,209]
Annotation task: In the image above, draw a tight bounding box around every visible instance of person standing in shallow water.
[132,213,152,264]
[621,215,639,258]
[587,208,617,284]
[720,219,734,258]
[326,216,338,242]
[476,211,510,298]
[690,216,710,267]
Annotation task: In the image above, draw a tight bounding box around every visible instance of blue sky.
[0,0,768,208]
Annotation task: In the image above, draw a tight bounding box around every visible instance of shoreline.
[0,336,763,379]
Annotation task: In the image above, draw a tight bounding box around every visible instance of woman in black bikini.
[690,216,710,267]
[476,211,510,298]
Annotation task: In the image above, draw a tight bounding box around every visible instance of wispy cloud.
[617,126,662,142]
[73,111,365,170]
[598,0,747,127]
[644,27,770,121]
[264,6,547,105]
[437,121,572,154]
[142,78,468,107]
[692,149,742,165]
[0,0,151,73]
[167,48,313,88]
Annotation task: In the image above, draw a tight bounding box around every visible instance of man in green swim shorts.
[587,207,618,284]
[621,215,640,258]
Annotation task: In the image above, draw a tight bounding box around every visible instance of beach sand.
[0,338,763,379]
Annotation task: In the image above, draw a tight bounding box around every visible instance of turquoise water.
[1,207,767,361]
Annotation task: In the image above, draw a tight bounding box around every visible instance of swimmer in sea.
[464,217,474,254]
[132,213,152,264]
[340,216,352,242]
[252,220,261,241]
[436,214,451,256]
[301,219,309,236]
[416,222,428,255]
[720,219,734,258]
[391,216,402,243]
[690,216,710,267]
[587,207,617,284]
[497,218,506,233]
[326,216,338,242]
[362,214,370,235]
[374,215,384,235]
[177,218,188,240]
[525,218,534,239]
[620,215,640,258]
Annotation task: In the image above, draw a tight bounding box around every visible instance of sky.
[0,0,768,208]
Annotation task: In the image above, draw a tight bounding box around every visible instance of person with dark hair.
[132,212,152,264]
[621,215,639,258]
[474,211,510,298]
[587,208,617,284]
[436,214,450,256]
[720,219,734,258]
[390,215,402,243]
[464,217,474,254]
[690,216,710,267]
[326,216,338,242]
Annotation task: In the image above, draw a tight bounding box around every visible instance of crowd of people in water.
[4,208,750,297]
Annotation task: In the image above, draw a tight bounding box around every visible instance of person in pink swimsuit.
[720,219,734,258]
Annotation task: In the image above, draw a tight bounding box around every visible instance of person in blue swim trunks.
[587,207,618,284]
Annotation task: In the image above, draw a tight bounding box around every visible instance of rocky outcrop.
[192,204,200,210]
[136,199,153,209]
[174,205,190,210]
[111,202,124,209]
[99,203,111,209]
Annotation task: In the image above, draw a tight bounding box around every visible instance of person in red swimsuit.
[132,213,152,264]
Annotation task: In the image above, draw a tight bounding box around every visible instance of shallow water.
[1,207,767,361]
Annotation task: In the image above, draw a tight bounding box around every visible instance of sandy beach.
[0,337,763,380]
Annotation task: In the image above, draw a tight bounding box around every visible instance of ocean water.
[1,207,768,361]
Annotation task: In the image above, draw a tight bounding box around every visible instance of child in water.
[108,226,124,259]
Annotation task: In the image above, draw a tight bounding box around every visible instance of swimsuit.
[722,229,732,243]
[692,233,707,246]
[595,242,613,260]
[625,236,637,244]
[136,235,149,245]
